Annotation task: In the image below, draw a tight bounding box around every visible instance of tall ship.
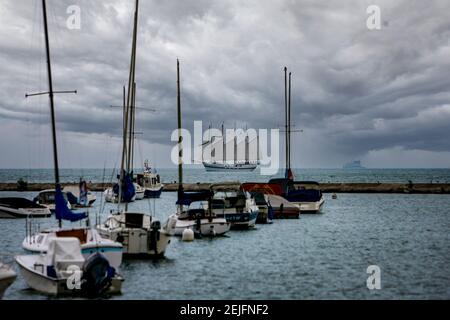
[202,124,259,171]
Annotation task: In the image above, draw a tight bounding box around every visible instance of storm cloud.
[0,0,449,168]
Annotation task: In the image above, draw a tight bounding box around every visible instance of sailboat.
[243,68,324,214]
[20,0,123,270]
[202,124,259,171]
[169,60,231,237]
[96,0,176,258]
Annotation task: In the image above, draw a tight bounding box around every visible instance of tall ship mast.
[202,123,259,171]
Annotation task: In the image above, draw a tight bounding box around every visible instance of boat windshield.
[213,191,238,199]
[37,191,68,204]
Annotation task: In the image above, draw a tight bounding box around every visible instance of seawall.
[1,182,449,194]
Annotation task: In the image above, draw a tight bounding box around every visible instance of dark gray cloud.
[0,0,449,168]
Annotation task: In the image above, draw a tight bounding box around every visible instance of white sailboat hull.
[96,213,176,258]
[104,188,136,203]
[134,191,145,200]
[97,228,172,257]
[290,197,325,213]
[133,183,145,200]
[16,255,59,295]
[173,217,230,237]
[0,264,16,299]
[15,255,123,296]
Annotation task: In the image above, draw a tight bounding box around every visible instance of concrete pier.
[0,182,449,194]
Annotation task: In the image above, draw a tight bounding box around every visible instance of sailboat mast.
[131,82,136,172]
[41,0,63,227]
[177,59,183,190]
[118,85,127,211]
[288,72,292,171]
[119,0,138,211]
[42,0,59,185]
[234,122,237,165]
[127,82,136,173]
[126,0,139,173]
[284,67,288,172]
[222,123,225,164]
[245,124,249,164]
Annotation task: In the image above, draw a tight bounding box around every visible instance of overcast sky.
[0,0,449,169]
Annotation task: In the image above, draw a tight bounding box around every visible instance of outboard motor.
[148,220,161,254]
[81,253,114,298]
[267,203,274,221]
[194,213,202,239]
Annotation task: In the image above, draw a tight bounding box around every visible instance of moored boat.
[0,197,51,219]
[23,227,123,269]
[103,172,136,203]
[133,183,145,200]
[270,179,324,214]
[16,237,123,296]
[97,212,176,258]
[33,189,72,213]
[210,183,259,229]
[137,160,164,198]
[266,194,300,219]
[252,192,273,224]
[171,190,231,237]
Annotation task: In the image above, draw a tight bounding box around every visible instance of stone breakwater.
[1,182,449,194]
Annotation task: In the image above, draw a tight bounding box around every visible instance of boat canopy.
[286,189,322,202]
[45,237,85,266]
[268,179,321,194]
[176,190,212,206]
[55,185,87,222]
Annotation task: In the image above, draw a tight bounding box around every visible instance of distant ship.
[343,160,366,169]
[202,124,259,172]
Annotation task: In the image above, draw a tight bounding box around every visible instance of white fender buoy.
[182,228,195,242]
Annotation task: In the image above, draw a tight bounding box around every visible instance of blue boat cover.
[112,171,136,203]
[286,189,322,202]
[55,184,87,222]
[79,180,88,206]
[176,190,212,206]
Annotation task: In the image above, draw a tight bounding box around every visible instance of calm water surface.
[1,191,449,299]
[1,168,450,184]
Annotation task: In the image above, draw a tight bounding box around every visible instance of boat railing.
[25,215,41,245]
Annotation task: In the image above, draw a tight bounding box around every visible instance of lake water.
[1,168,450,184]
[1,189,450,299]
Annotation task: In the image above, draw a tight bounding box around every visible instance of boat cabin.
[34,189,69,205]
